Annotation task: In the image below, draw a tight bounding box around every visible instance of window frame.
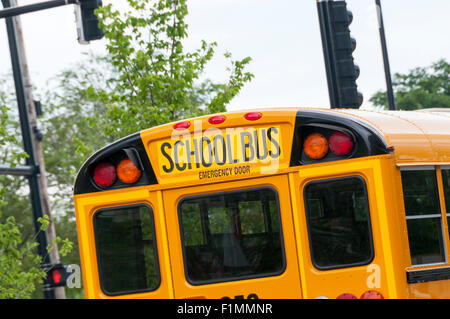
[93,203,161,296]
[177,186,287,286]
[303,175,375,271]
[400,166,448,267]
[441,166,450,231]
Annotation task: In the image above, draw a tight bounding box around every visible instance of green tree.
[0,72,75,299]
[92,0,254,139]
[370,59,450,110]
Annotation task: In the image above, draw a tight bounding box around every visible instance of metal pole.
[317,0,340,108]
[0,0,75,18]
[375,0,396,110]
[2,0,55,299]
[0,165,34,176]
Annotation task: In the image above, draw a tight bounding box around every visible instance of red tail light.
[173,121,191,130]
[93,162,117,187]
[208,115,226,124]
[244,112,262,121]
[329,131,354,156]
[360,290,384,299]
[336,293,357,299]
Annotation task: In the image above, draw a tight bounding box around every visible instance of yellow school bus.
[73,107,450,299]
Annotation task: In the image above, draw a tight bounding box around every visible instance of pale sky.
[1,0,449,111]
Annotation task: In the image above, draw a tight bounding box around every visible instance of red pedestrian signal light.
[46,264,69,288]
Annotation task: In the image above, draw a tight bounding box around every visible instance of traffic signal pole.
[1,0,103,299]
[375,0,396,110]
[0,0,76,18]
[317,0,363,109]
[2,0,57,299]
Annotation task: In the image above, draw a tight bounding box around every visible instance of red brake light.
[93,162,117,187]
[208,115,226,125]
[173,121,191,130]
[336,293,357,299]
[244,112,262,121]
[329,131,354,156]
[360,290,384,299]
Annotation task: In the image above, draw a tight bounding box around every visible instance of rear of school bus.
[73,108,450,299]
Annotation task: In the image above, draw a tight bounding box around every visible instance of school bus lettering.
[198,165,250,180]
[157,126,281,176]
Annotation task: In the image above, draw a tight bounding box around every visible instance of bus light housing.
[336,293,357,299]
[117,159,142,184]
[303,130,354,161]
[173,121,191,130]
[303,133,329,159]
[360,290,384,299]
[93,162,117,187]
[208,115,226,125]
[329,131,354,156]
[244,112,262,121]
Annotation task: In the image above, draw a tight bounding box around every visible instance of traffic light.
[45,264,69,288]
[317,0,363,109]
[75,0,103,44]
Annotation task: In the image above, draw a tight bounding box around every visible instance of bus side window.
[94,204,160,295]
[401,169,445,266]
[304,176,374,270]
[179,188,285,284]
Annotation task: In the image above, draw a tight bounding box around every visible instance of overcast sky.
[1,0,449,111]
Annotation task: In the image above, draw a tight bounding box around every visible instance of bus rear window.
[179,188,285,284]
[304,176,373,269]
[94,204,160,295]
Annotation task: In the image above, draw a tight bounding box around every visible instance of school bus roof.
[321,108,450,166]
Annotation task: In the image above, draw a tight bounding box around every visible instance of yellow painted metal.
[73,108,450,299]
[162,175,302,299]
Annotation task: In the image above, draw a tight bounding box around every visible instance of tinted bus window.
[179,188,285,284]
[401,169,445,265]
[94,205,160,295]
[304,176,373,269]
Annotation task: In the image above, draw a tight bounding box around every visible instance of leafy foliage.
[93,0,254,138]
[370,59,450,110]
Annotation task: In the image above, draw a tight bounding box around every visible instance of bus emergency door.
[290,158,396,299]
[163,174,302,299]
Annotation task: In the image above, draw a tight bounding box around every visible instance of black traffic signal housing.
[45,263,69,288]
[75,0,103,43]
[317,0,363,109]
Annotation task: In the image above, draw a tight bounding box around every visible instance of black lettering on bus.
[268,127,280,158]
[241,131,255,162]
[161,142,174,173]
[226,133,239,164]
[254,129,268,160]
[213,135,227,165]
[192,138,200,169]
[185,139,192,170]
[201,137,213,168]
[174,140,186,171]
